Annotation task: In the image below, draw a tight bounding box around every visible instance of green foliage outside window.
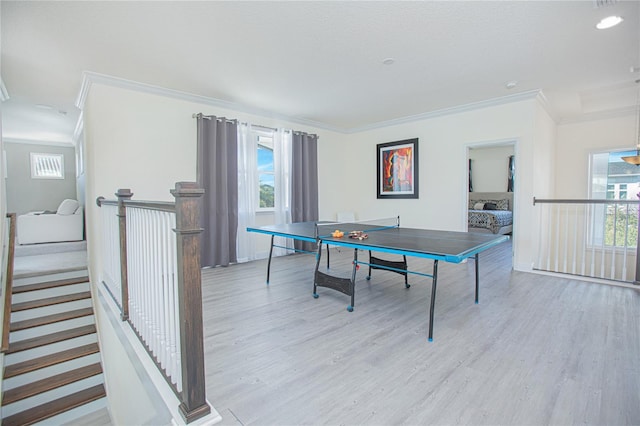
[260,184,274,208]
[604,206,638,247]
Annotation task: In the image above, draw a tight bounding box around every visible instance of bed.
[468,192,513,235]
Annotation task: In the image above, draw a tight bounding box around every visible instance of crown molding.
[76,71,343,133]
[80,71,632,133]
[532,90,560,123]
[346,90,543,133]
[76,72,558,135]
[72,111,84,147]
[3,137,75,147]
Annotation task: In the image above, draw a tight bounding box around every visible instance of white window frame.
[30,152,64,179]
[256,130,275,212]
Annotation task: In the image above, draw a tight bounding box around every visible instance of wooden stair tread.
[10,307,94,332]
[1,384,105,426]
[12,276,90,294]
[11,291,91,312]
[4,343,100,379]
[6,324,96,354]
[2,362,103,405]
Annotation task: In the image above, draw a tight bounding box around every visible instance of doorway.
[466,141,516,245]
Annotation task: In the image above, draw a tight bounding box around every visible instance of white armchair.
[17,199,84,245]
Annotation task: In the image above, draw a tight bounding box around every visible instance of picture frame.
[376,138,419,199]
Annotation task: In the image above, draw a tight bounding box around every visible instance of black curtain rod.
[192,113,236,123]
[193,113,318,139]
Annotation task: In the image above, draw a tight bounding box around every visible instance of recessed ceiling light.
[596,15,623,29]
[35,104,54,110]
[382,58,395,65]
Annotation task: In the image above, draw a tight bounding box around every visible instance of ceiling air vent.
[593,0,616,8]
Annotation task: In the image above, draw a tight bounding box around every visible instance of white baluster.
[545,204,552,271]
[611,203,618,280]
[171,213,182,393]
[581,204,587,277]
[622,203,629,281]
[562,204,569,273]
[600,205,606,279]
[572,204,578,275]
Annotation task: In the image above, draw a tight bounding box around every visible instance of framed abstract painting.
[376,138,419,199]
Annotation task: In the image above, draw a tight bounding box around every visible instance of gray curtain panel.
[291,132,319,252]
[196,114,239,267]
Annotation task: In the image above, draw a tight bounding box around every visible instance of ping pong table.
[247,218,508,341]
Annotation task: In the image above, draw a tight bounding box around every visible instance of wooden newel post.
[116,188,133,321]
[171,182,210,423]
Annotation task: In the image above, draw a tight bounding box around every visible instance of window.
[257,132,275,209]
[591,150,640,201]
[619,183,628,199]
[30,153,64,179]
[589,150,640,247]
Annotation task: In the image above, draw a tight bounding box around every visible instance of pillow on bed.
[473,202,485,210]
[483,203,497,210]
[494,199,509,210]
[469,199,509,210]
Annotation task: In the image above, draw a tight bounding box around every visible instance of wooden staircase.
[1,271,107,425]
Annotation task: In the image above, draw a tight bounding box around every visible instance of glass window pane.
[259,173,274,208]
[258,145,274,172]
[30,153,64,179]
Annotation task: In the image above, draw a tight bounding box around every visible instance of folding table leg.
[475,253,480,304]
[348,248,358,312]
[326,243,330,269]
[428,260,439,342]
[266,235,275,285]
[313,242,323,298]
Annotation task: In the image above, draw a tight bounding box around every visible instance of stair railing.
[1,213,17,352]
[533,198,640,284]
[96,182,209,423]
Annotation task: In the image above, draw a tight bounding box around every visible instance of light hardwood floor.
[201,240,640,425]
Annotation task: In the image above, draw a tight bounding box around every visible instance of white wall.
[469,145,514,192]
[93,292,171,425]
[3,141,78,215]
[555,113,636,198]
[521,101,556,270]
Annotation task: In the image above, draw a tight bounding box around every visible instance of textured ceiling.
[1,1,639,143]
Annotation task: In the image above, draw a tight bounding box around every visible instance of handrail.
[2,213,17,352]
[534,197,640,205]
[97,195,175,212]
[96,182,210,423]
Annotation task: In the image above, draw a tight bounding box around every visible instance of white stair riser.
[32,397,108,426]
[11,299,93,322]
[9,315,96,343]
[12,270,89,286]
[3,353,103,390]
[1,374,104,417]
[4,334,98,364]
[11,283,90,304]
